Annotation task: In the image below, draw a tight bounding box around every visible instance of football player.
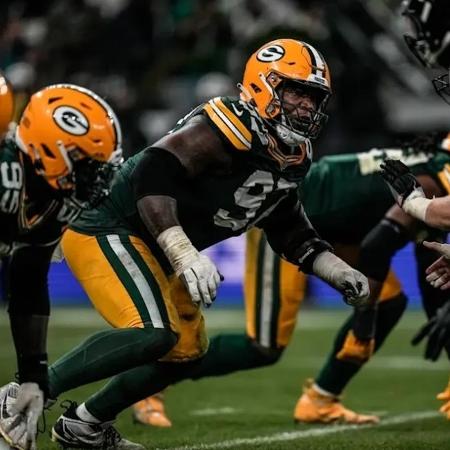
[0,81,123,450]
[134,134,450,427]
[35,39,370,449]
[379,0,450,420]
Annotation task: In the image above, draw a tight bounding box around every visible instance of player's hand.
[411,301,450,361]
[8,383,43,450]
[423,241,450,290]
[380,158,425,206]
[179,254,223,307]
[312,252,370,307]
[340,269,370,307]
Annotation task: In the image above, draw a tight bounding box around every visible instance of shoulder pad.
[203,97,256,151]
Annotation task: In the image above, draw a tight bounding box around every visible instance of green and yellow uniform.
[245,147,450,350]
[60,96,316,363]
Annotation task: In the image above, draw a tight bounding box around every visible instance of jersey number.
[0,162,22,213]
[214,170,295,231]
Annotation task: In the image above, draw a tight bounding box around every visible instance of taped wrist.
[312,250,353,284]
[403,191,430,222]
[157,226,199,275]
[359,218,409,282]
[290,237,333,273]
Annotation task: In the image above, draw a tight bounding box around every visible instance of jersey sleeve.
[202,97,253,151]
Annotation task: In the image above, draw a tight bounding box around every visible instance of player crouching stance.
[0,83,123,450]
[27,39,369,449]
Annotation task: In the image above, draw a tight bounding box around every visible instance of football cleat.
[0,382,28,450]
[51,401,145,449]
[437,379,450,402]
[437,379,450,420]
[132,393,172,428]
[294,379,379,425]
[336,331,375,364]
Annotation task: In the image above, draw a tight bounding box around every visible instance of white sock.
[76,403,101,423]
[313,383,335,398]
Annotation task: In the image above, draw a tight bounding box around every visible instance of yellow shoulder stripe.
[204,98,251,151]
[438,164,450,194]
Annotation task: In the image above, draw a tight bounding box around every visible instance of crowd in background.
[1,0,449,158]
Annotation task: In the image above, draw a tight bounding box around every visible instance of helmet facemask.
[42,142,122,211]
[259,74,329,147]
[433,69,450,105]
[402,0,450,69]
[272,78,329,146]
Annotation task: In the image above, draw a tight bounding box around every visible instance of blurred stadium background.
[1,0,449,308]
[0,0,450,450]
[1,1,450,449]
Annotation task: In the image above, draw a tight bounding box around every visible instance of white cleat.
[51,401,145,449]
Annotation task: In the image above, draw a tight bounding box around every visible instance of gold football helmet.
[240,38,331,145]
[0,74,14,138]
[16,84,123,208]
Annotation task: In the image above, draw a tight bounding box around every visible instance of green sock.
[189,333,281,379]
[316,293,407,395]
[85,333,280,421]
[85,362,185,421]
[48,327,176,398]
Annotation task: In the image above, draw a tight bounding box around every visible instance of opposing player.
[0,81,123,450]
[379,0,450,420]
[31,39,370,449]
[135,134,450,427]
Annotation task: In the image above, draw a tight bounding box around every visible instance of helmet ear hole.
[48,96,62,104]
[41,143,55,159]
[250,83,261,93]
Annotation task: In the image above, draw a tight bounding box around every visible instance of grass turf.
[0,307,448,449]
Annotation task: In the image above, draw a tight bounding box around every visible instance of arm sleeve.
[262,191,332,273]
[131,147,189,202]
[7,242,56,316]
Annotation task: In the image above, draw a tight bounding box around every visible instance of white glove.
[157,226,223,307]
[9,383,43,450]
[312,251,370,307]
[179,254,222,307]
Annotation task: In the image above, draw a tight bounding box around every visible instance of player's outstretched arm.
[381,158,450,229]
[263,197,370,307]
[133,117,228,308]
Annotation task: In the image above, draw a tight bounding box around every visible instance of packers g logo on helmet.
[256,45,285,62]
[15,84,123,211]
[53,106,90,136]
[240,38,331,163]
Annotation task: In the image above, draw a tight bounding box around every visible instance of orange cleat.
[437,378,450,419]
[294,379,379,425]
[132,393,172,428]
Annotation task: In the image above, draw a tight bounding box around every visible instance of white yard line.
[166,411,439,450]
[190,407,239,416]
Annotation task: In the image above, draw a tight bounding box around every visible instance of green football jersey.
[0,137,70,248]
[301,147,450,243]
[71,96,314,265]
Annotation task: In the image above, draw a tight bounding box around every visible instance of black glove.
[379,159,422,206]
[411,300,450,361]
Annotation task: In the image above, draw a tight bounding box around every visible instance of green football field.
[1,307,449,450]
